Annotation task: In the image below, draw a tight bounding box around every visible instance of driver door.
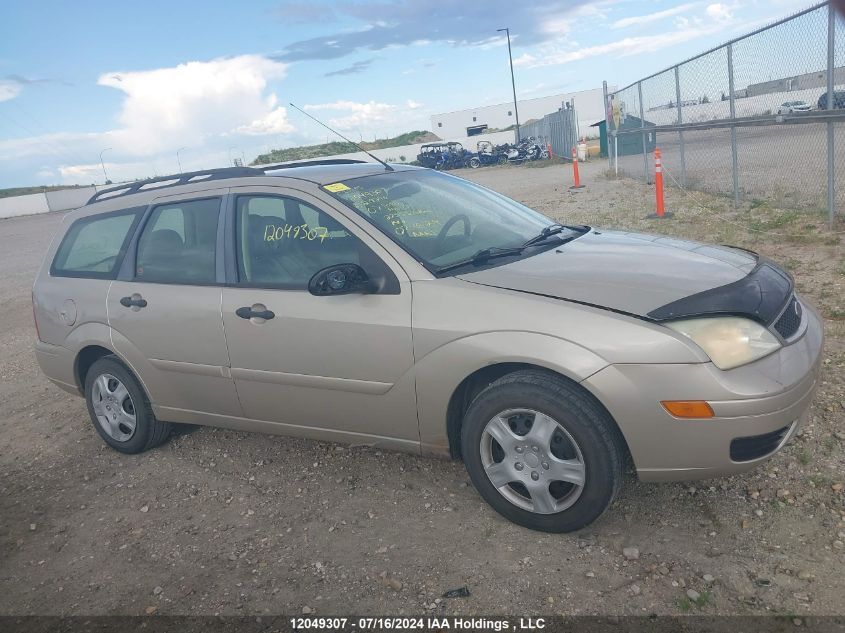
[220,186,419,448]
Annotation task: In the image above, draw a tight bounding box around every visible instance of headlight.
[666,316,781,370]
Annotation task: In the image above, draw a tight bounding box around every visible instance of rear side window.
[51,208,142,279]
[135,198,220,284]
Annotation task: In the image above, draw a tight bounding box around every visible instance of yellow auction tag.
[323,182,350,193]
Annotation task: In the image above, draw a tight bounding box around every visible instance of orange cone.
[647,148,673,219]
[569,147,585,190]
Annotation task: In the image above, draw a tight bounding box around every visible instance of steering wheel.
[434,214,472,251]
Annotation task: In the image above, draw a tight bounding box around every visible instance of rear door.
[107,190,241,421]
[220,185,418,447]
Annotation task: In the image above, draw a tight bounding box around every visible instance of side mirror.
[308,263,371,296]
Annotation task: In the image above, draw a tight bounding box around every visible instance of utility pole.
[497,27,520,142]
[99,147,112,183]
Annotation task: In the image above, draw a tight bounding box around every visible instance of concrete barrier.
[45,187,96,212]
[0,193,51,219]
[0,186,98,220]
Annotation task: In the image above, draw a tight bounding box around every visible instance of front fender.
[414,330,608,455]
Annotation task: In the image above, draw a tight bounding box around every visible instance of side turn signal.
[661,400,715,419]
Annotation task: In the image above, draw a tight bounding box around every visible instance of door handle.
[236,306,275,320]
[120,296,148,308]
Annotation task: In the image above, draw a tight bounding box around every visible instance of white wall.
[0,186,98,220]
[431,88,609,141]
[0,193,51,219]
[297,129,517,164]
[0,132,519,220]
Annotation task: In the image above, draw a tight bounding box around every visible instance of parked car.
[777,100,811,114]
[33,160,823,533]
[817,90,845,109]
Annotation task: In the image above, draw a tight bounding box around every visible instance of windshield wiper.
[435,224,588,275]
[521,223,584,248]
[435,246,525,274]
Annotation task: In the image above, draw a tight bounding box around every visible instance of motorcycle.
[467,140,508,168]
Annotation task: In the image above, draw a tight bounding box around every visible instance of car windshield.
[326,169,578,273]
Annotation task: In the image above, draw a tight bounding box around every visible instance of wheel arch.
[74,344,115,390]
[444,363,633,471]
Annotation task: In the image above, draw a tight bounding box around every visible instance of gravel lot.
[614,123,845,211]
[1,161,843,617]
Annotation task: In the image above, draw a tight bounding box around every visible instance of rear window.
[135,198,220,284]
[51,208,143,279]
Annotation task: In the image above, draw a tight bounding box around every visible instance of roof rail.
[86,167,259,204]
[85,159,369,205]
[260,158,367,171]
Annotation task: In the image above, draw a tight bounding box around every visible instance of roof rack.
[85,159,369,205]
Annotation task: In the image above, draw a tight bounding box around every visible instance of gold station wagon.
[33,160,823,532]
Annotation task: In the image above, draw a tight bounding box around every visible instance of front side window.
[327,170,566,273]
[135,198,220,284]
[236,195,366,288]
[52,208,142,278]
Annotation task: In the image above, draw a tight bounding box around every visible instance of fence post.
[727,43,740,208]
[638,80,649,183]
[602,81,611,170]
[827,2,836,229]
[674,65,686,187]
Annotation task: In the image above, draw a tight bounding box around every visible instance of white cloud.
[406,99,423,110]
[234,106,295,136]
[514,3,746,70]
[0,80,22,102]
[612,3,698,29]
[98,55,292,154]
[705,2,734,21]
[303,100,397,130]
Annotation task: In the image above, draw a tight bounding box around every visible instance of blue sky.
[0,0,817,187]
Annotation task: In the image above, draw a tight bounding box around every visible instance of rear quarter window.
[51,208,143,279]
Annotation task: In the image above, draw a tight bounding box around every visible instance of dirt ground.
[1,161,844,617]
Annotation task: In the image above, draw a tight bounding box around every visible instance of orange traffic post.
[646,148,673,219]
[547,142,553,159]
[569,146,585,190]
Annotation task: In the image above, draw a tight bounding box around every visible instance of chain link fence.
[520,107,579,158]
[605,1,845,227]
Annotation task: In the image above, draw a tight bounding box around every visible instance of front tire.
[461,370,623,532]
[84,356,171,454]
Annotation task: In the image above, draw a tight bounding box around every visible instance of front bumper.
[582,299,824,482]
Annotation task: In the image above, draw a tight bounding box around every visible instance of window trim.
[230,192,400,293]
[50,206,144,280]
[127,195,225,287]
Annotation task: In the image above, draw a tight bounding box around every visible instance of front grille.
[730,424,792,462]
[773,296,802,339]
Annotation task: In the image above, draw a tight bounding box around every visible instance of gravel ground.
[1,161,843,617]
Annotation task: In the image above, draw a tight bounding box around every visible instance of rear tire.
[469,157,481,169]
[461,370,623,532]
[84,356,171,454]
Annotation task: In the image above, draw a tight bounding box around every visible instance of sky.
[0,0,823,188]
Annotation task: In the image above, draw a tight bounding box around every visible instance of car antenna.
[289,103,394,172]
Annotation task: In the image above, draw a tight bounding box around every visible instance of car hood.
[456,228,762,318]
